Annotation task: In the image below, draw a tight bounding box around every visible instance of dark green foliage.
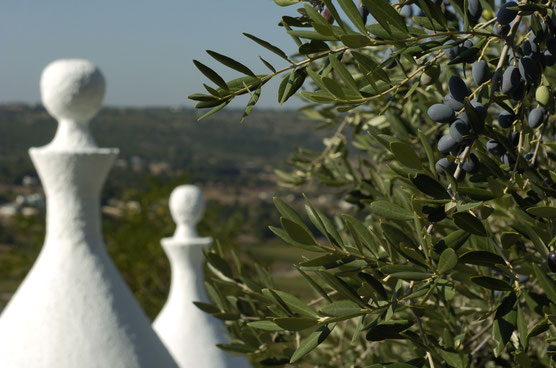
[189,0,556,365]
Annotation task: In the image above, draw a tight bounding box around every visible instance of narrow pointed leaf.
[437,248,458,273]
[247,320,284,331]
[526,206,556,218]
[532,263,556,304]
[207,50,255,77]
[290,324,335,363]
[240,87,261,124]
[366,320,414,341]
[259,56,276,72]
[270,289,319,318]
[471,276,513,291]
[274,317,319,331]
[328,54,359,92]
[370,200,414,221]
[193,60,228,90]
[410,174,451,199]
[320,300,363,317]
[338,0,368,34]
[198,101,230,121]
[459,251,504,267]
[362,0,409,36]
[390,142,422,170]
[452,211,487,236]
[280,217,316,246]
[322,0,348,32]
[243,33,290,61]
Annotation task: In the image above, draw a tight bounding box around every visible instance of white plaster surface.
[0,59,178,368]
[40,59,104,150]
[154,185,250,368]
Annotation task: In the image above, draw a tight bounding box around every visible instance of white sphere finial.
[40,59,105,150]
[169,185,205,240]
[40,59,105,123]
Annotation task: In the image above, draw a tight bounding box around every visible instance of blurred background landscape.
[0,0,343,319]
[0,104,341,318]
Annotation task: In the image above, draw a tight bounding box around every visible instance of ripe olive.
[548,251,556,272]
[449,76,469,102]
[500,153,515,166]
[486,139,506,155]
[547,36,556,55]
[498,111,515,128]
[435,157,457,175]
[501,66,521,94]
[496,1,518,26]
[450,119,471,144]
[468,0,482,21]
[528,107,546,129]
[438,134,460,154]
[444,40,460,59]
[493,22,510,37]
[522,39,538,56]
[544,50,556,67]
[444,93,465,111]
[507,131,519,146]
[470,99,487,120]
[472,60,490,85]
[428,104,455,123]
[518,56,540,84]
[461,152,480,173]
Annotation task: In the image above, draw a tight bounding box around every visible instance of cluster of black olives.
[428,74,484,178]
[426,1,556,180]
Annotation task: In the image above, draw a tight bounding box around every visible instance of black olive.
[548,251,556,272]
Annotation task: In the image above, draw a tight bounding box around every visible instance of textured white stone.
[40,59,105,150]
[154,185,250,368]
[0,59,178,368]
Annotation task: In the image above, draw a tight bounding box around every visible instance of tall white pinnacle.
[0,59,178,368]
[154,185,250,368]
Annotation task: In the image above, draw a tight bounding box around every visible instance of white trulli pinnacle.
[154,185,250,368]
[169,185,206,240]
[40,59,105,150]
[0,59,178,368]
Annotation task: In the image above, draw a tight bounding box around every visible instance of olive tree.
[189,0,556,366]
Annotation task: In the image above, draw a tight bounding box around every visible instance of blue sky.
[1,0,302,108]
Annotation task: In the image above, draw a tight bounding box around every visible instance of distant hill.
[0,105,326,186]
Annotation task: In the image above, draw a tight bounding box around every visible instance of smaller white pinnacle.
[169,185,206,240]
